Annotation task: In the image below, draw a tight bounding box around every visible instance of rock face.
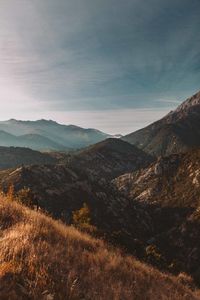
[112,148,200,284]
[122,91,200,156]
[113,148,200,207]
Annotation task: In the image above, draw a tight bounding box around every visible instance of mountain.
[122,91,200,156]
[2,145,200,285]
[0,119,110,150]
[112,148,200,284]
[113,148,200,207]
[0,130,64,151]
[1,197,197,300]
[0,138,154,255]
[0,146,57,170]
[0,163,153,246]
[69,138,153,180]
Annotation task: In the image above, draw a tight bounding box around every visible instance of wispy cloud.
[0,0,199,132]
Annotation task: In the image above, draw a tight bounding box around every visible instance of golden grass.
[0,196,199,300]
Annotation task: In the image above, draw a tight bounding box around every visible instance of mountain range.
[1,90,200,297]
[0,119,110,151]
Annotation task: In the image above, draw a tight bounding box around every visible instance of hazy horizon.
[0,106,176,135]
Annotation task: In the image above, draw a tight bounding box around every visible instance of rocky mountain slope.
[1,197,198,300]
[113,148,200,207]
[123,91,200,156]
[112,147,200,284]
[0,119,110,150]
[0,146,57,170]
[2,146,200,285]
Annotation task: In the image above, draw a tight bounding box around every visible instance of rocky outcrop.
[113,149,200,207]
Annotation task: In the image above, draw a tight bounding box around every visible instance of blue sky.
[0,0,200,134]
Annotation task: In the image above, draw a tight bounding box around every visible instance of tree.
[7,184,15,201]
[17,187,33,207]
[72,203,96,234]
[72,203,91,227]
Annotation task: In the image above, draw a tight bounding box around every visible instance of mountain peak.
[7,118,19,123]
[36,119,58,124]
[175,90,200,113]
[122,90,200,156]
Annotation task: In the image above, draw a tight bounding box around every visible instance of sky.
[0,0,200,134]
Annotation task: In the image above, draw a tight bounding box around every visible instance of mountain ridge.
[0,119,111,150]
[122,90,200,156]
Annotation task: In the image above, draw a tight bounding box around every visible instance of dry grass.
[0,196,199,300]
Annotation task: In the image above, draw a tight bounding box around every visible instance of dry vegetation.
[0,196,199,300]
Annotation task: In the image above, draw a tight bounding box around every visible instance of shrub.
[6,184,15,202]
[17,187,34,207]
[145,245,166,268]
[72,203,97,234]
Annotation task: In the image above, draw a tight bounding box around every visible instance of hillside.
[113,148,200,207]
[0,146,57,170]
[2,154,200,285]
[0,197,198,300]
[123,91,200,156]
[0,119,110,150]
[0,163,154,249]
[111,148,200,283]
[69,138,153,180]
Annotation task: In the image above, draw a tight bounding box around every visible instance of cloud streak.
[0,0,199,132]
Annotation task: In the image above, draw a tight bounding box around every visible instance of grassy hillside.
[0,196,198,300]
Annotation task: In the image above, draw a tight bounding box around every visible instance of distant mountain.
[0,119,111,150]
[0,146,57,170]
[69,138,153,180]
[122,91,200,156]
[0,130,64,151]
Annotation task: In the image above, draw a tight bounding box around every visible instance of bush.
[6,184,15,202]
[17,187,34,207]
[145,245,166,268]
[72,203,97,234]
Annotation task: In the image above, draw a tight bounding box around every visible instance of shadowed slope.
[70,138,153,180]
